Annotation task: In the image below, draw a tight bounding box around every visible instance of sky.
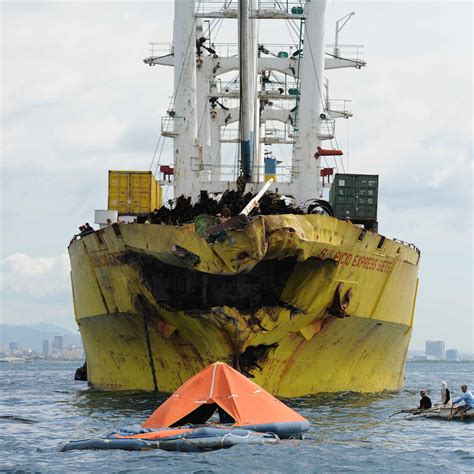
[1,1,473,352]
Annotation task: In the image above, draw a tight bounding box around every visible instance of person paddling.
[449,384,473,421]
[440,381,451,407]
[419,390,432,410]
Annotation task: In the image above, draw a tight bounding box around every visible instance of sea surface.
[1,361,472,472]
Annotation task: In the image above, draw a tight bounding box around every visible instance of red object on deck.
[160,165,174,181]
[314,146,343,159]
[320,167,334,185]
[320,167,334,177]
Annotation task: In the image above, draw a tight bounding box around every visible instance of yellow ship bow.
[69,214,419,396]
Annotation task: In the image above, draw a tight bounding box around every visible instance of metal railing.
[262,127,295,144]
[200,163,294,181]
[325,99,352,117]
[147,41,363,62]
[161,115,178,136]
[195,0,237,15]
[393,238,421,255]
[318,119,335,138]
[220,126,296,144]
[206,42,301,58]
[211,81,301,102]
[214,78,240,93]
[263,98,299,111]
[325,43,364,61]
[256,0,307,10]
[195,1,308,15]
[149,42,173,56]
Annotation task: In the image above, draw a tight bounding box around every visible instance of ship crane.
[145,0,366,204]
[334,11,355,58]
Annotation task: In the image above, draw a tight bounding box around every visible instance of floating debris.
[0,415,38,424]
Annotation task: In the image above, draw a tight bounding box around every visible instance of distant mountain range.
[0,323,82,351]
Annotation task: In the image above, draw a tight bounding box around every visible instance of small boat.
[0,356,26,363]
[62,362,309,452]
[393,406,474,421]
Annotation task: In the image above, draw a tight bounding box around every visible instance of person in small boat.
[440,381,451,406]
[449,384,474,421]
[419,390,432,410]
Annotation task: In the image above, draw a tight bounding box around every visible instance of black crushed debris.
[238,343,278,378]
[138,190,310,226]
[74,362,87,381]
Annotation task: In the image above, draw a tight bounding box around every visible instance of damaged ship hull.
[69,214,420,396]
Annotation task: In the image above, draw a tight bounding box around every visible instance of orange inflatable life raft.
[62,362,310,452]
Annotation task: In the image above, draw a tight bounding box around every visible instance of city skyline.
[2,330,84,361]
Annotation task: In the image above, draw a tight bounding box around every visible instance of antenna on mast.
[334,11,355,58]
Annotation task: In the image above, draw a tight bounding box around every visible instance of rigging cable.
[153,132,167,176]
[211,123,229,179]
[331,135,345,173]
[151,3,200,189]
[303,21,326,114]
[149,130,163,172]
[282,18,298,44]
[304,19,347,177]
[346,118,350,172]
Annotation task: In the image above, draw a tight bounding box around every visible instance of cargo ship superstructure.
[68,0,420,396]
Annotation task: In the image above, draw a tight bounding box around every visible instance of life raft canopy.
[143,361,310,438]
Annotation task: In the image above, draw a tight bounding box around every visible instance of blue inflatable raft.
[62,426,279,452]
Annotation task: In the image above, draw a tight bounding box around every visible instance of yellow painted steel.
[108,170,162,214]
[69,214,420,396]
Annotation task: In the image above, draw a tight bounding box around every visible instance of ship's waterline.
[70,215,419,396]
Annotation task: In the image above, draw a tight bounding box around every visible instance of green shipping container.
[329,173,379,222]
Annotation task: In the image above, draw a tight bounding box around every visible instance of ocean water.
[1,361,472,472]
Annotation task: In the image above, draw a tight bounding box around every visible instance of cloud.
[0,252,75,329]
[325,2,472,220]
[1,252,70,297]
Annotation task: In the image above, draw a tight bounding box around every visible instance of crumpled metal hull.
[69,214,420,396]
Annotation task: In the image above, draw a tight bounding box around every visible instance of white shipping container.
[95,210,119,229]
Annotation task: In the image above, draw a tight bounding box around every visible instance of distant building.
[9,342,19,352]
[446,348,459,361]
[42,339,52,358]
[413,355,427,362]
[425,340,445,360]
[62,348,84,360]
[53,335,64,351]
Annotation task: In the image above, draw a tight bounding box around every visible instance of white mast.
[251,9,261,184]
[173,0,200,198]
[196,19,212,174]
[291,0,327,203]
[238,0,254,187]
